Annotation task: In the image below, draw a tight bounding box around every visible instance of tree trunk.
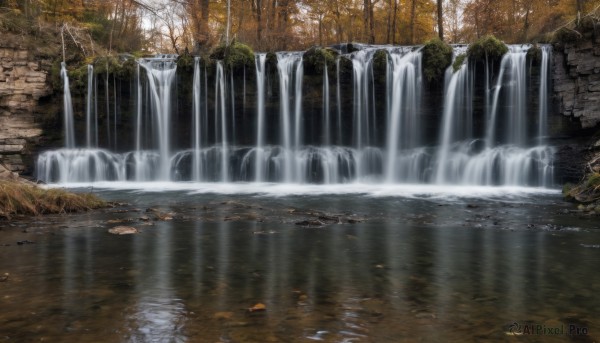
[392,0,398,44]
[319,14,323,46]
[386,0,392,43]
[334,0,343,43]
[437,0,443,41]
[256,0,263,44]
[369,0,375,43]
[363,0,370,43]
[410,0,416,44]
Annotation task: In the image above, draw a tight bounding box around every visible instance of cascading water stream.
[60,62,75,149]
[192,57,203,181]
[434,51,471,184]
[323,64,331,146]
[276,52,304,182]
[85,65,94,148]
[254,53,267,182]
[384,48,422,183]
[139,56,177,181]
[538,45,550,144]
[215,61,229,182]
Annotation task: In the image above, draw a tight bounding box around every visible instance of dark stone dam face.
[37,44,557,187]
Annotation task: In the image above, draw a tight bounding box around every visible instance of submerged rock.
[108,226,138,235]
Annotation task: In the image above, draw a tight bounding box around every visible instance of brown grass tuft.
[0,181,107,219]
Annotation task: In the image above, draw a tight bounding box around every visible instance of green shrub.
[467,35,508,61]
[422,38,453,82]
[210,41,255,70]
[303,46,338,75]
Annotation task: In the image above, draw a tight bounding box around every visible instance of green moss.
[303,47,338,75]
[422,38,453,83]
[93,56,121,75]
[50,60,62,90]
[210,41,255,71]
[467,35,508,61]
[452,53,467,72]
[68,64,90,93]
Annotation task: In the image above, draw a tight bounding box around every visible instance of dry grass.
[0,181,107,219]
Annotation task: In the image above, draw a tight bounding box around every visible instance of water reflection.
[0,194,598,342]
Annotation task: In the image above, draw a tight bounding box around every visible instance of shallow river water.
[0,184,598,342]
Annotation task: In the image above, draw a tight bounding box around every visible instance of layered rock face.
[553,38,600,128]
[0,46,52,174]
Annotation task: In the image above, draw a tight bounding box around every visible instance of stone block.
[0,144,24,152]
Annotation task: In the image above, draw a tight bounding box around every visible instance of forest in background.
[0,0,599,55]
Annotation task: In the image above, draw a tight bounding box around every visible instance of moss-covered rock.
[452,53,467,72]
[466,35,508,61]
[372,49,388,83]
[303,46,338,75]
[422,38,453,83]
[210,41,255,71]
[552,27,583,45]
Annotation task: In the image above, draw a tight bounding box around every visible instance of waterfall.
[37,45,556,188]
[505,46,528,146]
[192,57,203,181]
[215,61,229,182]
[85,65,94,148]
[336,57,342,145]
[254,53,267,182]
[323,64,331,146]
[276,52,304,182]
[105,67,110,149]
[538,45,550,143]
[384,48,422,183]
[435,50,472,184]
[139,56,177,181]
[60,62,75,149]
[350,50,373,179]
[434,45,553,186]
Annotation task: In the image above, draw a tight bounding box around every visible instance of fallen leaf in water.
[248,303,266,312]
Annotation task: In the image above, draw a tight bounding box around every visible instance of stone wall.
[0,45,53,174]
[553,38,600,128]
